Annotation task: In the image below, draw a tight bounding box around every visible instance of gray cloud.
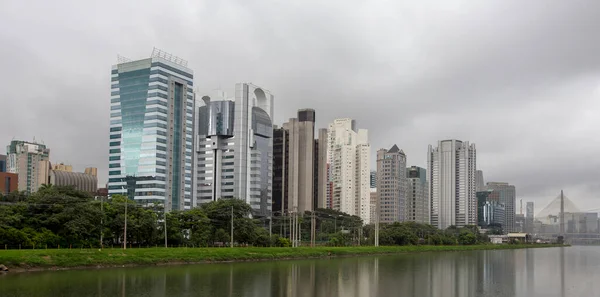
[1,0,599,211]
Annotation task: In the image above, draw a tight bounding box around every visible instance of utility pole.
[124,197,128,250]
[310,211,315,248]
[269,216,272,246]
[100,196,103,250]
[164,203,168,248]
[230,206,234,248]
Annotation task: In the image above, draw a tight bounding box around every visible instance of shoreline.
[0,244,564,273]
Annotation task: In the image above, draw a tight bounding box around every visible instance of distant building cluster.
[1,140,99,195]
[8,48,598,238]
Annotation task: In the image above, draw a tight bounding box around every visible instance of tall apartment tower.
[6,140,50,194]
[108,49,194,211]
[195,84,274,217]
[485,182,516,232]
[272,109,327,215]
[406,166,429,224]
[326,118,370,223]
[375,145,407,223]
[428,139,476,229]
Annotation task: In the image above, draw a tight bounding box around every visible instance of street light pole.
[230,206,234,248]
[99,196,104,250]
[164,203,168,248]
[124,197,128,250]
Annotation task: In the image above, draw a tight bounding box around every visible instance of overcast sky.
[1,0,599,213]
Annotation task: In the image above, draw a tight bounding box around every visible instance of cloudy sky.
[1,0,599,213]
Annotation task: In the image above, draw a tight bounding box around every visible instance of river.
[0,246,597,297]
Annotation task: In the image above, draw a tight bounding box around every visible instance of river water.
[0,246,598,297]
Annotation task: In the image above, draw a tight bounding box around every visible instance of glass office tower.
[108,49,194,211]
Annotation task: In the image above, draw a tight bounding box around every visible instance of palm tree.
[39,183,54,192]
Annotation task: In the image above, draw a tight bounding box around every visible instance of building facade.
[326,118,370,223]
[52,163,73,172]
[0,154,18,196]
[195,84,274,217]
[428,139,476,229]
[6,140,51,194]
[485,182,516,233]
[477,190,505,228]
[85,167,98,177]
[406,166,429,224]
[475,170,485,192]
[50,170,98,193]
[108,49,194,211]
[272,109,327,215]
[369,188,377,224]
[376,145,407,223]
[370,170,377,189]
[525,202,534,233]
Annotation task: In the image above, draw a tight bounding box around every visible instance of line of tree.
[0,185,488,249]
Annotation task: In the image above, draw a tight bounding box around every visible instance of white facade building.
[326,118,371,223]
[428,139,476,229]
[195,83,274,217]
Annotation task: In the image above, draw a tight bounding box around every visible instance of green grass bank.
[0,244,564,272]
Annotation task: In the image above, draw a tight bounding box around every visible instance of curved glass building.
[108,50,194,211]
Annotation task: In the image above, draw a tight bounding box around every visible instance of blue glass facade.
[108,57,194,210]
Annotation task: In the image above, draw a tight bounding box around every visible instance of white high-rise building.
[195,83,274,217]
[326,118,370,223]
[6,140,50,194]
[376,145,407,223]
[428,139,476,229]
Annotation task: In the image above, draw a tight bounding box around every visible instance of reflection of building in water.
[480,250,516,296]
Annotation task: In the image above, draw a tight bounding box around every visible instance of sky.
[1,0,599,213]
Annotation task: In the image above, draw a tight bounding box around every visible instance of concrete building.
[6,140,51,194]
[406,166,429,224]
[370,170,377,188]
[195,84,274,217]
[50,170,98,193]
[525,202,534,233]
[107,48,194,211]
[475,170,485,192]
[85,167,98,177]
[485,182,516,233]
[376,145,407,223]
[0,154,18,195]
[272,109,328,215]
[428,139,476,229]
[326,118,370,223]
[369,188,377,224]
[52,163,73,172]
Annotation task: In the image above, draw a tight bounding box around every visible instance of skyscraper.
[376,145,407,223]
[272,109,327,215]
[370,170,377,188]
[485,182,516,232]
[475,170,485,192]
[428,139,476,229]
[525,201,534,233]
[195,84,274,217]
[108,49,194,211]
[326,118,370,222]
[6,140,51,194]
[406,166,429,224]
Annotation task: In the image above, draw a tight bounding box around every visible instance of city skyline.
[2,1,600,211]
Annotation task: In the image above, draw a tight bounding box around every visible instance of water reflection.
[2,247,599,297]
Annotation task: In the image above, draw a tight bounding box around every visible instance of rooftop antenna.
[117,55,131,64]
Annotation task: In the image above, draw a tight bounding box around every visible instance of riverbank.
[0,244,564,272]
